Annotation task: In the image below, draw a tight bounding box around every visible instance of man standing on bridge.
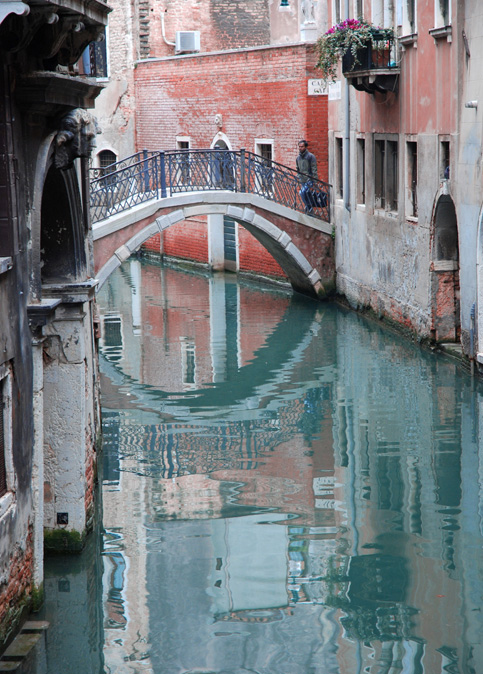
[296,139,318,214]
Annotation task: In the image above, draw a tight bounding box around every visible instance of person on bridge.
[296,140,318,214]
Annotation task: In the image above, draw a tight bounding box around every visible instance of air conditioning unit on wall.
[175,31,200,54]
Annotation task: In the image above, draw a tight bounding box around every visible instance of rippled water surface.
[37,259,483,673]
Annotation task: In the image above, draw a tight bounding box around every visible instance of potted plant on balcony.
[315,19,395,82]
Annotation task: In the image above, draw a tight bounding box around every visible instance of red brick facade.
[134,44,327,177]
[134,43,328,278]
[142,219,287,280]
[0,526,34,642]
[138,0,298,60]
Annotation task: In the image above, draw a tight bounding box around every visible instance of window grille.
[99,150,117,172]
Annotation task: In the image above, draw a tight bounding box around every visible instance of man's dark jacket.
[296,150,318,183]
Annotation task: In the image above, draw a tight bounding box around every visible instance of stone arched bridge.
[90,149,334,299]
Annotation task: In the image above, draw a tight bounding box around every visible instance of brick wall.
[238,226,286,279]
[162,217,209,263]
[145,0,272,59]
[0,527,34,641]
[135,43,328,278]
[134,43,328,179]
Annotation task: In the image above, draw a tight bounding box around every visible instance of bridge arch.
[93,193,335,299]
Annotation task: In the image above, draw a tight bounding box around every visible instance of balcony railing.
[342,34,400,94]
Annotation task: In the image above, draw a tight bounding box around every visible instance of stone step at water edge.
[0,622,49,670]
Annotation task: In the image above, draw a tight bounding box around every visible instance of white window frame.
[335,136,344,201]
[374,134,399,213]
[434,0,451,29]
[96,148,118,171]
[176,136,191,150]
[356,136,366,207]
[372,0,384,26]
[254,138,274,161]
[397,0,417,37]
[254,139,274,196]
[333,0,342,25]
[0,365,15,519]
[405,138,418,221]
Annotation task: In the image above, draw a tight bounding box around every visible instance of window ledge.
[399,33,418,47]
[429,25,452,42]
[0,257,13,275]
[0,492,14,519]
[431,260,458,272]
[375,208,398,218]
[406,215,418,224]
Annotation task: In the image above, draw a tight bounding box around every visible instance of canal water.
[36,258,482,674]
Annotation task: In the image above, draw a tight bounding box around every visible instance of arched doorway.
[40,164,86,283]
[210,136,237,271]
[430,194,460,342]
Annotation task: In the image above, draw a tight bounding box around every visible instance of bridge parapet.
[90,149,331,225]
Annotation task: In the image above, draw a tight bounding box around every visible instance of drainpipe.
[343,0,350,212]
[160,10,175,47]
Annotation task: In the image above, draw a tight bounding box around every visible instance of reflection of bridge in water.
[99,268,335,480]
[90,150,335,298]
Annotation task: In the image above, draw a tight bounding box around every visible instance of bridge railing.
[90,149,331,223]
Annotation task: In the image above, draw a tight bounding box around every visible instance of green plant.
[315,19,395,82]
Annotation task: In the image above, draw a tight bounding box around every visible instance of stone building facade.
[0,0,109,651]
[327,0,483,362]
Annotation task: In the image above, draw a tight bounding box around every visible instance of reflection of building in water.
[329,311,483,673]
[101,410,154,671]
[97,260,483,673]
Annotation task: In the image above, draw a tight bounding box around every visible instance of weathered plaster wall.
[93,0,139,161]
[0,66,36,644]
[42,303,98,540]
[328,0,465,342]
[455,1,483,359]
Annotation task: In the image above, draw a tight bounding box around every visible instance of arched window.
[40,165,85,283]
[434,195,458,261]
[98,149,117,172]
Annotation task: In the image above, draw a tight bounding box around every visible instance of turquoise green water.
[38,259,483,673]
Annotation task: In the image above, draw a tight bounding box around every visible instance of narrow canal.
[36,258,482,674]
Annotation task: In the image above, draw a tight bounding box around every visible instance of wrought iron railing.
[89,149,331,224]
[342,34,398,72]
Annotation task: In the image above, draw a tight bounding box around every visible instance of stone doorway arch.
[210,135,237,271]
[40,163,86,284]
[430,193,460,342]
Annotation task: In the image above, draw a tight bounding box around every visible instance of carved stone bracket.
[55,108,101,169]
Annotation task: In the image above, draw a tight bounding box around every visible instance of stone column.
[208,213,225,271]
[41,281,98,551]
[27,299,62,588]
